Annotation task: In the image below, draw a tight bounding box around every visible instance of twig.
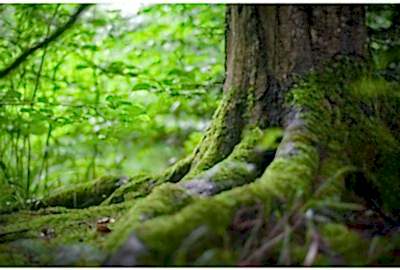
[240,202,264,259]
[37,123,53,188]
[0,4,91,79]
[30,5,60,105]
[242,200,305,264]
[243,231,285,263]
[278,224,292,265]
[303,226,320,266]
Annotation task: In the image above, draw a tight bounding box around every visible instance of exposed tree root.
[103,64,400,265]
[0,152,195,213]
[106,107,322,265]
[1,63,400,266]
[103,127,277,257]
[102,154,194,205]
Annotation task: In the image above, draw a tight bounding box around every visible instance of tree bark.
[224,5,366,126]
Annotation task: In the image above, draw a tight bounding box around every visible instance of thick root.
[1,62,400,266]
[106,109,321,265]
[39,175,126,209]
[105,64,400,265]
[104,127,277,255]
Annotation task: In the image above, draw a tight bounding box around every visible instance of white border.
[1,0,400,4]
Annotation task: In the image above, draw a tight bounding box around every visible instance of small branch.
[0,4,91,79]
[37,123,53,189]
[30,5,60,106]
[303,224,320,266]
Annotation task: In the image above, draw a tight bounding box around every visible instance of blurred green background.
[0,4,225,207]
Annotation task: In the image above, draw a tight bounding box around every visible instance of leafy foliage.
[367,5,400,78]
[0,4,399,212]
[0,4,225,207]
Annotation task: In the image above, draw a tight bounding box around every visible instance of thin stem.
[26,135,31,199]
[37,123,53,192]
[0,4,90,79]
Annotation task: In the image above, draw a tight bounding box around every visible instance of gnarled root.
[1,64,400,266]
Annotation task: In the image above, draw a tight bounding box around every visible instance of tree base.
[0,61,400,266]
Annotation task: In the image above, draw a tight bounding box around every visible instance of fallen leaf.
[96,223,111,233]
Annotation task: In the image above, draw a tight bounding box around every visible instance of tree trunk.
[1,5,400,266]
[224,5,366,126]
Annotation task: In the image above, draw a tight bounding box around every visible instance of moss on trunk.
[1,5,400,267]
[1,60,400,266]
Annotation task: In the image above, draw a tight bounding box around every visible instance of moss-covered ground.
[0,60,399,266]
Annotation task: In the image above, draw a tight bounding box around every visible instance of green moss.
[105,127,276,259]
[317,223,368,265]
[104,155,193,205]
[0,200,134,265]
[123,61,400,265]
[129,119,322,263]
[189,86,248,174]
[288,60,400,215]
[39,175,125,209]
[3,60,400,266]
[349,76,394,98]
[259,127,283,150]
[105,183,195,253]
[182,128,271,192]
[101,174,152,205]
[133,196,239,263]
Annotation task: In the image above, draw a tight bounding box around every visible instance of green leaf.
[82,44,99,51]
[20,108,34,113]
[76,64,90,69]
[105,95,115,102]
[4,90,22,101]
[30,122,47,135]
[37,96,48,103]
[132,83,153,91]
[135,114,151,123]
